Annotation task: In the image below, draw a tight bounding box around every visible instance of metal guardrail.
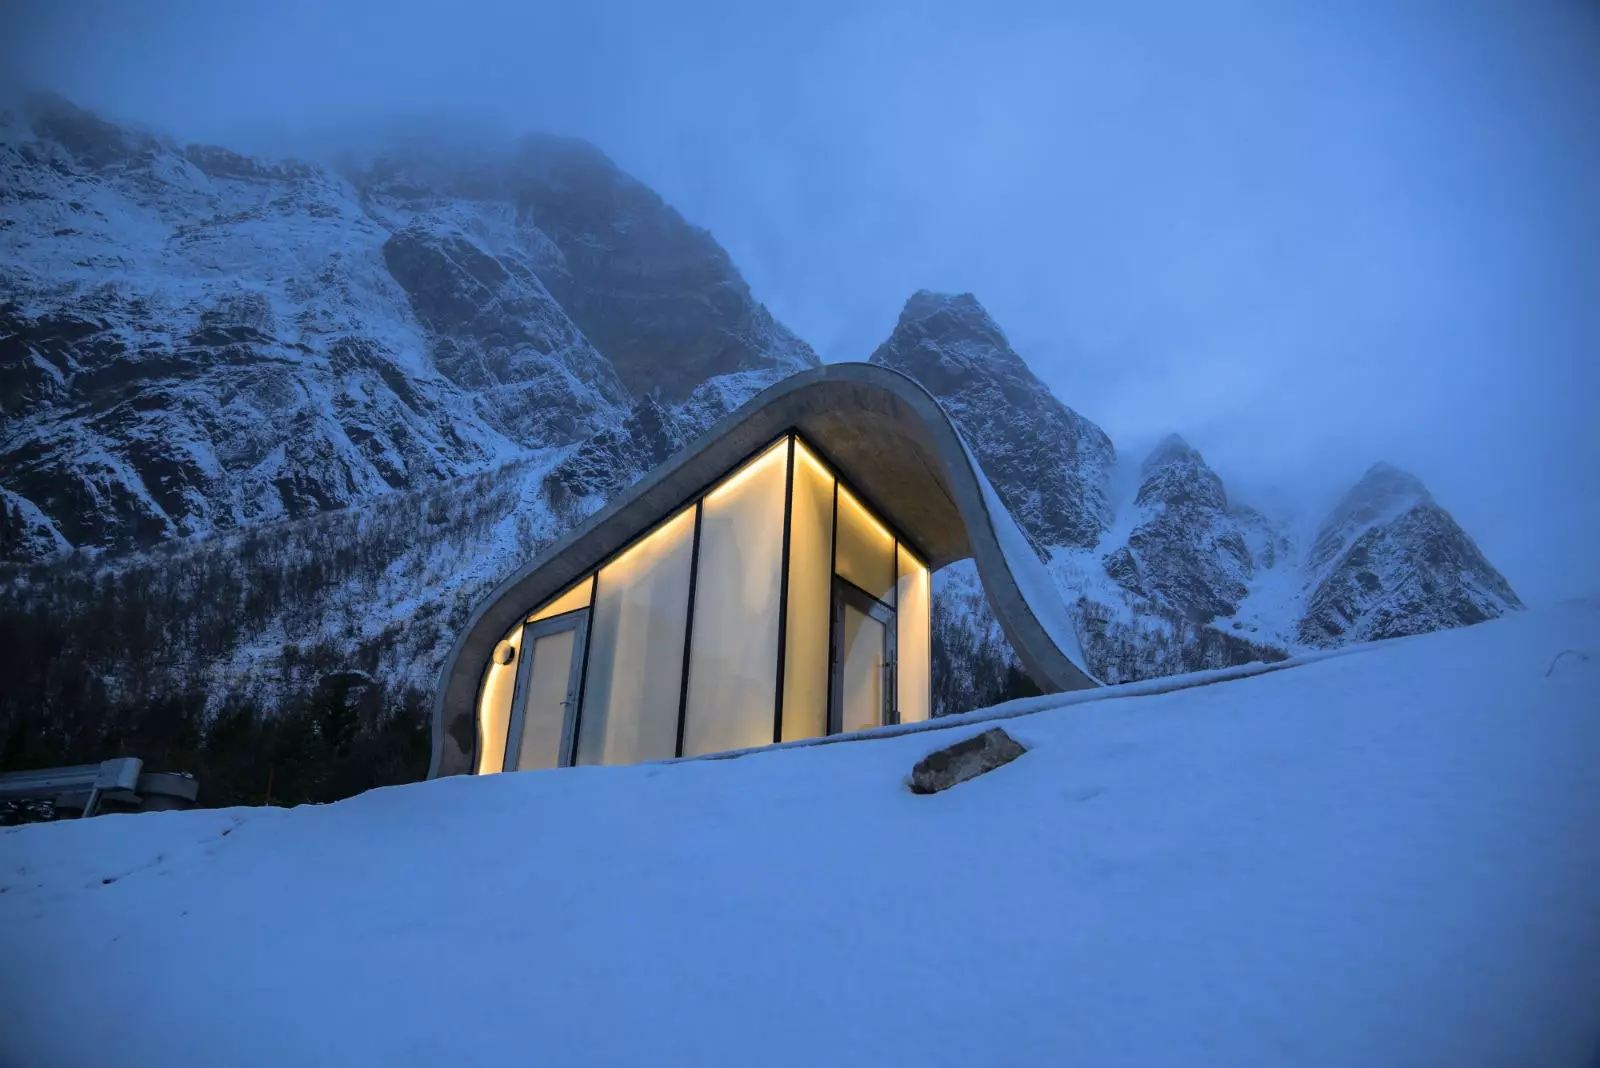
[0,758,198,818]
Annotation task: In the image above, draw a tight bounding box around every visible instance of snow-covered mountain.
[869,291,1523,701]
[0,92,814,562]
[0,96,1522,795]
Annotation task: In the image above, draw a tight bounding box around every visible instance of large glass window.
[682,439,790,757]
[896,545,931,724]
[835,484,896,602]
[575,507,697,766]
[781,439,835,742]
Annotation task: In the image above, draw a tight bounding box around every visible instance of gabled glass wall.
[474,432,933,774]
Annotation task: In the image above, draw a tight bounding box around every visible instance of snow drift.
[3,600,1598,1067]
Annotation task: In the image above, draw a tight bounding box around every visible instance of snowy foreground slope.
[4,602,1599,1068]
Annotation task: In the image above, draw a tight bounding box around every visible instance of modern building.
[430,363,1099,779]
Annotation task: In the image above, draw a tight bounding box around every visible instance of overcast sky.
[5,0,1598,601]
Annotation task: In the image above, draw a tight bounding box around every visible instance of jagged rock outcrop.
[1119,434,1253,623]
[1298,463,1522,645]
[870,291,1115,551]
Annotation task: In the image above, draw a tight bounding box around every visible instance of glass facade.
[780,440,835,742]
[473,432,934,773]
[682,439,790,757]
[577,506,697,767]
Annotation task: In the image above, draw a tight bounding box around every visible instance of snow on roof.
[3,599,1598,1067]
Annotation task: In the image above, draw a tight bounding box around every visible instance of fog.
[5,0,1598,601]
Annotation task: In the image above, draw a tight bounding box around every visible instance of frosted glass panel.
[529,578,592,622]
[896,545,931,725]
[835,485,895,602]
[683,439,789,756]
[782,439,834,742]
[475,624,522,775]
[840,603,887,734]
[577,507,696,766]
[512,626,578,771]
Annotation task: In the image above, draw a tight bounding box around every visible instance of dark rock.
[909,727,1028,794]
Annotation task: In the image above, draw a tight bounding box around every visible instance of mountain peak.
[1350,461,1432,505]
[1140,433,1203,475]
[870,291,1115,550]
[900,289,987,321]
[1314,464,1435,558]
[1318,463,1446,549]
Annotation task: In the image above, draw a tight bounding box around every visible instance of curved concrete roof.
[430,362,1100,778]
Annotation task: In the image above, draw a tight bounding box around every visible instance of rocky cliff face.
[0,93,815,562]
[1118,434,1254,623]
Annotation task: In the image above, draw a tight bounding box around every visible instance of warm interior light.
[838,484,894,551]
[705,437,789,504]
[528,577,592,622]
[475,621,522,774]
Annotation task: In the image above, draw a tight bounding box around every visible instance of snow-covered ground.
[4,600,1599,1067]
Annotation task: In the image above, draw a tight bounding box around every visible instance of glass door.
[503,610,589,772]
[829,579,897,735]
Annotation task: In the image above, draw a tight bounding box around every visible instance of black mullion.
[564,572,601,767]
[771,435,796,745]
[674,501,705,759]
[825,478,840,735]
[891,535,900,723]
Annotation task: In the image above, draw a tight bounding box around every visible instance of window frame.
[502,608,591,772]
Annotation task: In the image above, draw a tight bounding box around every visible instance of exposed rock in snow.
[907,726,1027,794]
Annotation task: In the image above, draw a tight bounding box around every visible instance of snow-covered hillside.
[4,599,1597,1067]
